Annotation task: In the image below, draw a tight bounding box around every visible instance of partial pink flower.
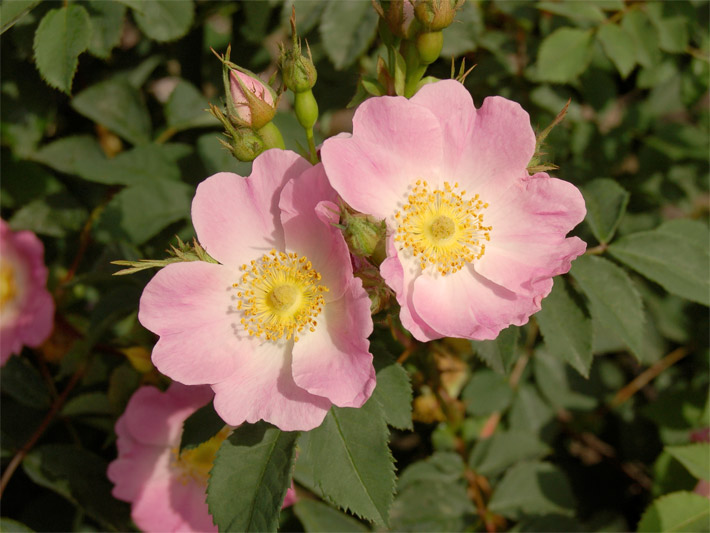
[0,220,54,365]
[321,80,587,342]
[108,383,300,532]
[139,149,375,431]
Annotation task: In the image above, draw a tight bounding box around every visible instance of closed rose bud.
[228,68,278,129]
[413,0,463,31]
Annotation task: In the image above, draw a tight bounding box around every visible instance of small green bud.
[280,9,317,93]
[294,90,319,130]
[413,0,463,31]
[340,207,386,259]
[416,30,444,65]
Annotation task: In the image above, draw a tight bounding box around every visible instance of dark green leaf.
[533,349,599,411]
[608,219,710,306]
[537,2,605,23]
[9,192,87,237]
[646,4,689,54]
[131,0,194,42]
[535,28,594,83]
[165,79,217,132]
[320,1,379,70]
[298,400,395,526]
[22,444,131,531]
[621,9,661,68]
[0,159,62,209]
[180,402,226,452]
[32,5,91,94]
[281,1,326,35]
[0,356,51,410]
[441,1,481,57]
[488,461,576,519]
[582,178,630,244]
[469,430,551,477]
[85,0,126,59]
[461,370,513,416]
[371,341,413,430]
[391,452,475,532]
[666,443,710,481]
[508,385,555,435]
[197,133,252,176]
[72,79,152,145]
[75,144,186,185]
[207,422,298,533]
[30,135,106,175]
[637,491,710,532]
[1,0,40,34]
[570,255,645,359]
[597,23,637,79]
[294,500,368,533]
[0,518,35,532]
[472,325,520,375]
[93,179,192,245]
[536,277,593,377]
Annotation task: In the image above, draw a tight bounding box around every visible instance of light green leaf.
[93,179,192,245]
[666,443,710,481]
[371,341,413,430]
[637,491,710,532]
[32,5,91,94]
[281,0,326,35]
[1,0,40,34]
[609,219,710,306]
[597,23,637,79]
[294,500,368,533]
[537,2,605,23]
[571,255,645,359]
[441,1,481,57]
[130,0,194,42]
[535,28,594,83]
[85,0,126,59]
[536,277,593,377]
[298,400,395,526]
[320,1,379,70]
[22,444,131,531]
[180,402,226,452]
[391,452,475,532]
[582,178,630,244]
[461,370,513,416]
[488,461,576,519]
[469,430,551,477]
[165,79,217,132]
[72,79,152,145]
[207,422,298,533]
[621,9,661,68]
[472,325,520,375]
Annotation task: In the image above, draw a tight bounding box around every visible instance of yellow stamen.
[171,426,231,485]
[233,249,328,342]
[0,262,17,312]
[393,181,492,275]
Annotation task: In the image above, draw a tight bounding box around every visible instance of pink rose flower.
[0,219,54,364]
[108,383,298,533]
[139,149,376,431]
[321,80,587,341]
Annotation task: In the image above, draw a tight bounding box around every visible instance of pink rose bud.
[228,68,277,130]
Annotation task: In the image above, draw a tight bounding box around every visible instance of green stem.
[305,127,318,164]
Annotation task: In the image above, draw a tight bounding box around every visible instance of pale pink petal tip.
[321,80,586,341]
[0,219,55,365]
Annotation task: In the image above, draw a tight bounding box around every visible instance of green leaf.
[646,4,689,54]
[32,5,91,94]
[666,443,710,481]
[61,392,113,417]
[535,28,594,83]
[570,255,645,359]
[608,220,710,306]
[30,135,106,176]
[536,277,593,377]
[320,1,379,70]
[0,357,51,410]
[461,370,513,416]
[596,23,637,79]
[537,2,605,23]
[207,422,298,533]
[371,341,413,430]
[441,1,481,57]
[130,0,194,42]
[533,349,599,411]
[180,402,226,452]
[390,452,475,532]
[508,385,555,435]
[85,0,126,59]
[93,179,192,245]
[488,461,576,519]
[298,400,395,526]
[9,192,87,238]
[1,0,40,34]
[621,9,661,68]
[0,518,35,532]
[72,79,152,145]
[280,1,326,35]
[469,430,551,477]
[165,79,217,132]
[637,491,710,532]
[294,500,368,533]
[472,325,520,375]
[582,178,630,244]
[22,444,131,531]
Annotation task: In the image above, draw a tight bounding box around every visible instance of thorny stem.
[154,127,178,145]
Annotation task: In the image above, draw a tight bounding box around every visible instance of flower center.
[393,180,491,275]
[234,249,328,342]
[0,262,17,312]
[172,426,231,486]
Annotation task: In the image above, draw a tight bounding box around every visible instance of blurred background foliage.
[0,0,708,531]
